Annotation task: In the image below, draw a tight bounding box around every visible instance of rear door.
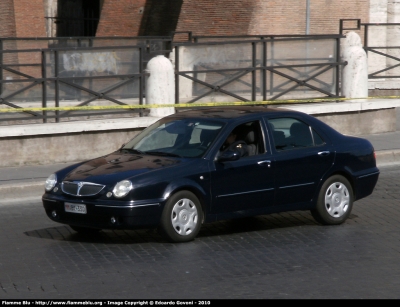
[266,117,334,206]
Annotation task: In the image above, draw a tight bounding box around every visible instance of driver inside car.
[219,128,248,157]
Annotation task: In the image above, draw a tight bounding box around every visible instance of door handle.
[257,160,271,167]
[318,151,330,156]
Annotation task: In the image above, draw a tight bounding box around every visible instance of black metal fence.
[0,34,345,125]
[0,37,171,125]
[340,18,400,79]
[173,34,345,104]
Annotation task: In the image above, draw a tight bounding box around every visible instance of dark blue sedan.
[42,107,380,242]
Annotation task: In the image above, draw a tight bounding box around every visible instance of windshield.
[122,118,224,158]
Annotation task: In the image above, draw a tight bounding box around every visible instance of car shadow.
[24,225,165,244]
[198,211,319,238]
[24,211,358,244]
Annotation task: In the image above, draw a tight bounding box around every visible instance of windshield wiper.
[121,148,145,155]
[145,151,182,158]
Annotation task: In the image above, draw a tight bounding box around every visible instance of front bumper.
[42,194,165,230]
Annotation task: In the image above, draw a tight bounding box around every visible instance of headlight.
[113,180,133,198]
[45,174,57,191]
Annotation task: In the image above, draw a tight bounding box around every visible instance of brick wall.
[308,0,369,34]
[14,0,46,37]
[175,0,369,36]
[0,0,46,38]
[249,0,308,35]
[14,0,46,71]
[96,0,147,36]
[175,0,257,36]
[0,0,17,37]
[139,0,183,36]
[0,1,46,82]
[0,0,372,38]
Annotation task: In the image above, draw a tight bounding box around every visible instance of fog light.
[110,217,116,224]
[53,187,58,192]
[106,192,112,198]
[51,210,57,218]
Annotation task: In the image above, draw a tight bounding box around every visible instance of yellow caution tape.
[0,96,398,113]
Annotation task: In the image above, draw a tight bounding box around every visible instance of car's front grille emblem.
[61,181,105,196]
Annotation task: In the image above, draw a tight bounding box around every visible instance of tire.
[311,175,353,225]
[158,191,203,243]
[69,225,101,234]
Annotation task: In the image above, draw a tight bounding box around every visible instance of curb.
[375,149,400,166]
[0,181,44,205]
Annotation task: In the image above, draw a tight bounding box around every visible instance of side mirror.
[217,150,241,162]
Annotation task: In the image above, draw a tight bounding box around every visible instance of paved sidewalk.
[359,130,400,166]
[0,162,76,204]
[0,131,399,204]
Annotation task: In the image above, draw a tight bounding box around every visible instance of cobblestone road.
[1,165,400,299]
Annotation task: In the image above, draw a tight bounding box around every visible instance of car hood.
[63,151,182,183]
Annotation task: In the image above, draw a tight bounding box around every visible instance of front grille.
[62,182,79,195]
[61,181,105,196]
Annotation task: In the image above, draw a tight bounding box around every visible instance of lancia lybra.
[42,107,380,242]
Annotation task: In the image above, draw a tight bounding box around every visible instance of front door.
[210,120,275,214]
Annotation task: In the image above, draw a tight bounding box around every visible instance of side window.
[312,128,325,146]
[268,118,324,151]
[220,121,265,157]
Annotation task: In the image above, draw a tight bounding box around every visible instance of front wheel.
[311,175,353,225]
[158,191,203,243]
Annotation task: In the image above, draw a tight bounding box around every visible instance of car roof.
[170,106,300,120]
[169,106,343,139]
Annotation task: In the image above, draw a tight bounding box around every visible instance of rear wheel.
[158,191,203,243]
[311,175,353,225]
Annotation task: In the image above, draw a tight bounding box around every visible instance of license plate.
[65,203,87,214]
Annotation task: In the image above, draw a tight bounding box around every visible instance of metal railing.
[340,19,400,79]
[173,34,345,104]
[1,34,346,125]
[0,37,172,125]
